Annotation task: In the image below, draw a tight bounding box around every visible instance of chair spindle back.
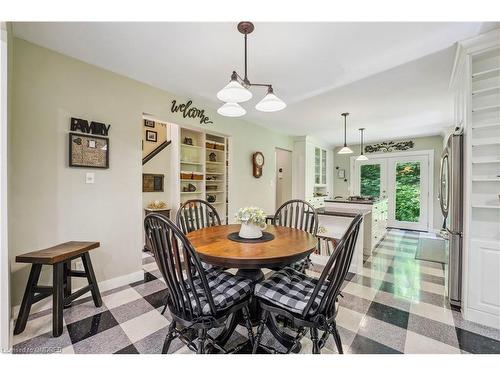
[144,213,217,319]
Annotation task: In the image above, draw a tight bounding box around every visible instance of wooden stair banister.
[142,140,172,165]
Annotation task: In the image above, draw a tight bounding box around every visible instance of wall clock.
[252,152,265,178]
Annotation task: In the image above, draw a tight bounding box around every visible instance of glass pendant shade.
[338,146,354,154]
[217,102,246,117]
[356,154,369,161]
[255,91,286,112]
[217,80,252,103]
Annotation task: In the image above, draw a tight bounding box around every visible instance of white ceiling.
[12,22,497,145]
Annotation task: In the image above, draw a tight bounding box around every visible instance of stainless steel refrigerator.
[439,128,463,309]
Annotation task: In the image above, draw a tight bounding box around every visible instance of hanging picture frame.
[69,133,109,169]
[144,119,155,128]
[142,174,164,192]
[145,130,157,142]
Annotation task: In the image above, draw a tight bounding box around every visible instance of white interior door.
[386,155,429,231]
[275,148,292,209]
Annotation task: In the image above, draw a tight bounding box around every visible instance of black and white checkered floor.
[12,229,500,354]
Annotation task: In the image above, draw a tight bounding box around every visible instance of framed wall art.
[143,174,164,192]
[69,133,109,169]
[144,119,155,128]
[146,130,157,142]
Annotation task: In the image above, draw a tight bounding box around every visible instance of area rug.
[415,237,448,264]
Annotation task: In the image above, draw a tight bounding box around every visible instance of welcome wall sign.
[171,100,213,125]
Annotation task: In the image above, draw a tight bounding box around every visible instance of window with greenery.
[360,164,380,198]
[395,162,420,222]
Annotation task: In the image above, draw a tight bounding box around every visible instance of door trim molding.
[0,22,10,352]
[349,149,434,231]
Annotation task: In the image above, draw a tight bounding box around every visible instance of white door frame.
[0,22,11,351]
[386,154,430,231]
[350,149,434,231]
[275,147,293,211]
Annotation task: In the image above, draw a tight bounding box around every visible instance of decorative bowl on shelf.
[147,200,167,210]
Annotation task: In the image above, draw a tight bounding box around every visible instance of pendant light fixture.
[217,22,286,117]
[338,112,353,154]
[356,128,369,161]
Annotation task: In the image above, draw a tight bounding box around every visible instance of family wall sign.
[69,117,111,169]
[70,117,111,136]
[171,100,213,125]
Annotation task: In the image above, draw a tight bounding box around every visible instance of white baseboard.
[11,269,144,317]
[463,306,500,330]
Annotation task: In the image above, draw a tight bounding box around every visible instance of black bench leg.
[63,260,72,308]
[53,263,64,337]
[81,252,102,307]
[14,264,42,335]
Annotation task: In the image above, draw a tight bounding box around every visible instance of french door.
[353,154,430,231]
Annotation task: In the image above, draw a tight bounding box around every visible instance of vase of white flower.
[235,207,267,239]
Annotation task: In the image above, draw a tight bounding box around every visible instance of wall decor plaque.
[171,99,213,125]
[143,174,164,192]
[365,140,414,153]
[71,117,111,136]
[69,133,109,169]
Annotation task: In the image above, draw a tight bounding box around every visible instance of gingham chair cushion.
[254,267,328,316]
[187,268,253,316]
[289,257,311,273]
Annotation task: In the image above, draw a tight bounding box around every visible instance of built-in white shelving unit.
[175,126,229,224]
[205,133,228,222]
[451,28,500,329]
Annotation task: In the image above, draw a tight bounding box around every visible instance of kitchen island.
[324,198,388,256]
[312,208,367,275]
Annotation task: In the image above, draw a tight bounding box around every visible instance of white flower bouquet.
[235,207,267,239]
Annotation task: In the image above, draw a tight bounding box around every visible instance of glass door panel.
[387,156,429,231]
[321,149,327,184]
[353,159,387,198]
[314,147,320,184]
[360,164,381,198]
[394,162,421,222]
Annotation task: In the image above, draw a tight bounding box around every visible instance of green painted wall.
[9,38,293,305]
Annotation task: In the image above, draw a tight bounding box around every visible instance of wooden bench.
[14,241,102,337]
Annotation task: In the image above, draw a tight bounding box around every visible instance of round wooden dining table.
[187,224,318,352]
[186,224,318,281]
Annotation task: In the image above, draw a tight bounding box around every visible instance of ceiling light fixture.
[356,128,369,161]
[338,112,353,154]
[217,22,286,117]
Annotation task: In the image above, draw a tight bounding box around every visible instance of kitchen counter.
[316,208,358,218]
[324,199,376,205]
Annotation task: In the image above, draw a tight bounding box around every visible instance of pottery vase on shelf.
[239,222,266,239]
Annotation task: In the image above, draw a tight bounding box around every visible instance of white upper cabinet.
[314,146,328,186]
[293,137,332,202]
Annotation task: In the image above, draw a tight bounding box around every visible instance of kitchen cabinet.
[314,147,327,186]
[293,137,332,207]
[363,199,388,255]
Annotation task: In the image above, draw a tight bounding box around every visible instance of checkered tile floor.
[11,229,500,354]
